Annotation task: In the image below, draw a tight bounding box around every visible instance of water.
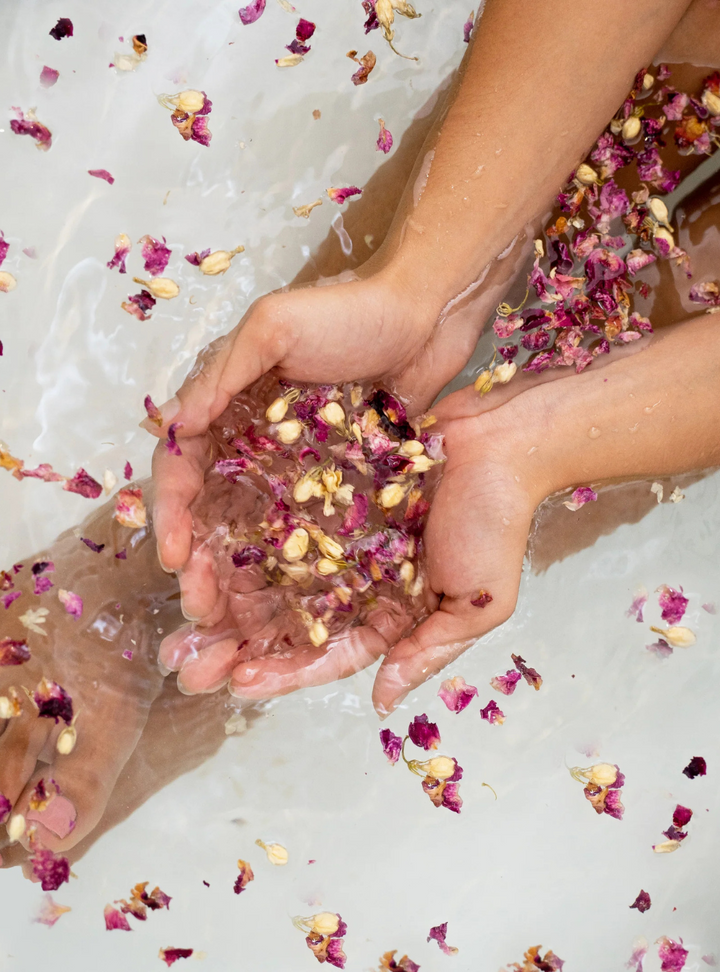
[1,1,719,969]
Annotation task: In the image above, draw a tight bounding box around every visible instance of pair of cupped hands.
[149,263,567,716]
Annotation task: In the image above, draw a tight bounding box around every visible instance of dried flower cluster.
[569,762,625,820]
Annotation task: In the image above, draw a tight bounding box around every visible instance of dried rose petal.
[34,575,54,595]
[34,678,73,724]
[657,585,688,625]
[682,756,707,779]
[408,714,440,751]
[35,894,71,927]
[438,675,478,713]
[232,545,266,568]
[49,17,73,39]
[239,0,266,24]
[88,169,115,184]
[626,588,647,622]
[563,486,598,511]
[1,591,20,609]
[427,922,458,956]
[10,108,52,151]
[58,589,83,619]
[64,468,102,499]
[470,589,492,608]
[122,289,157,321]
[0,792,11,824]
[166,423,183,456]
[673,804,693,828]
[144,395,163,428]
[490,669,521,695]
[630,889,651,913]
[657,937,688,972]
[689,281,720,306]
[104,904,132,931]
[139,235,172,277]
[463,10,474,42]
[379,728,403,763]
[31,848,70,891]
[327,186,363,205]
[0,637,30,666]
[376,118,393,153]
[40,66,60,87]
[480,699,505,725]
[512,653,543,690]
[107,234,131,273]
[124,461,133,480]
[506,946,564,970]
[646,638,673,658]
[81,537,105,552]
[380,952,420,972]
[234,858,255,894]
[0,231,8,268]
[159,948,194,967]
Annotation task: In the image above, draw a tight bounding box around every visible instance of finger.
[152,434,212,572]
[0,716,53,833]
[176,637,244,695]
[178,542,220,621]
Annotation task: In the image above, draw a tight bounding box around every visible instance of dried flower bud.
[133,276,180,299]
[410,755,456,780]
[322,467,342,494]
[56,724,77,755]
[474,369,494,395]
[198,246,244,275]
[350,384,363,407]
[378,483,405,508]
[276,419,303,444]
[310,913,340,936]
[702,89,720,116]
[318,402,345,427]
[398,440,424,457]
[317,534,344,559]
[308,619,329,647]
[650,625,696,648]
[266,397,288,423]
[493,360,517,384]
[283,528,309,562]
[0,691,21,719]
[351,421,363,443]
[279,562,312,583]
[622,115,642,141]
[653,839,680,854]
[166,89,206,113]
[7,813,25,842]
[571,763,618,787]
[575,163,599,186]
[648,197,670,225]
[316,557,341,575]
[0,271,17,293]
[409,455,434,473]
[642,72,654,91]
[294,476,318,503]
[400,559,415,594]
[256,839,289,865]
[653,226,675,249]
[534,238,545,258]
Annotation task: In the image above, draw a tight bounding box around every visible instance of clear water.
[1,2,719,969]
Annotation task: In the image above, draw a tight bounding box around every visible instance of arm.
[371,314,720,712]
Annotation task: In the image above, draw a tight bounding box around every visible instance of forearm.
[521,317,720,500]
[380,0,691,310]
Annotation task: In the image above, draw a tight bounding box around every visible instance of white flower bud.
[0,272,17,293]
[409,455,434,474]
[398,440,424,457]
[648,197,670,225]
[474,369,494,395]
[575,163,599,185]
[322,468,342,494]
[378,483,405,508]
[308,619,329,647]
[653,226,675,249]
[622,115,642,141]
[283,528,309,562]
[412,756,456,780]
[311,913,340,936]
[570,763,618,787]
[279,562,312,583]
[318,402,345,428]
[294,477,317,504]
[0,696,19,719]
[351,421,363,443]
[702,89,720,116]
[198,246,244,276]
[266,397,288,423]
[169,89,206,113]
[133,276,180,299]
[494,360,517,384]
[642,72,654,91]
[650,625,696,648]
[7,813,25,842]
[256,839,289,865]
[653,839,680,854]
[316,557,340,575]
[56,724,77,755]
[317,534,344,560]
[276,419,303,444]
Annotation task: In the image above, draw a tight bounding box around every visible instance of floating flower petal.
[0,638,30,666]
[380,951,420,972]
[239,0,267,24]
[626,588,647,622]
[327,186,363,205]
[40,66,60,87]
[379,728,403,763]
[234,858,255,894]
[49,18,73,39]
[438,675,478,713]
[630,890,651,913]
[159,948,194,967]
[31,849,70,891]
[512,653,542,690]
[682,756,707,779]
[58,589,83,619]
[115,487,147,528]
[427,923,458,956]
[376,118,393,153]
[35,894,71,927]
[10,108,52,151]
[348,50,377,85]
[490,669,521,695]
[563,486,598,511]
[480,699,505,725]
[104,904,132,931]
[88,169,114,184]
[408,714,440,750]
[34,678,73,724]
[657,937,688,972]
[657,585,688,624]
[139,236,172,277]
[64,468,102,499]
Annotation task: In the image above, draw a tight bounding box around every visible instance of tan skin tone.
[2,22,720,867]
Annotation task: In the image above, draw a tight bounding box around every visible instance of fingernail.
[27,796,76,839]
[157,660,172,677]
[157,542,175,574]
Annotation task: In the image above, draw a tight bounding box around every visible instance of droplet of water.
[588,427,601,439]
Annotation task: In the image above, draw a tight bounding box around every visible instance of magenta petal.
[682,756,707,779]
[490,669,521,695]
[104,904,132,931]
[31,849,70,891]
[64,468,102,499]
[238,0,266,25]
[438,675,478,713]
[49,18,73,40]
[379,728,403,763]
[0,638,31,666]
[40,66,60,87]
[629,889,651,913]
[88,168,115,184]
[657,937,688,972]
[657,584,688,625]
[408,713,440,751]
